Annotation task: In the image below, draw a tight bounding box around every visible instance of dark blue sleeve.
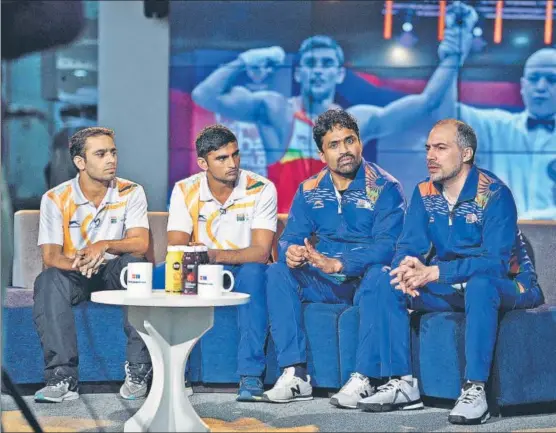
[437,185,517,284]
[277,185,314,263]
[391,186,432,269]
[341,182,406,277]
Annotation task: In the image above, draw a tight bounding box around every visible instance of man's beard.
[430,159,463,183]
[335,153,361,176]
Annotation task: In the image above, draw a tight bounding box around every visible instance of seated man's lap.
[292,265,357,305]
[408,277,543,313]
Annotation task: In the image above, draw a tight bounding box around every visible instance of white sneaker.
[330,373,375,409]
[262,367,312,403]
[357,378,424,412]
[448,383,490,425]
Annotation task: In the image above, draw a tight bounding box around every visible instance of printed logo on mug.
[197,265,234,298]
[120,262,153,297]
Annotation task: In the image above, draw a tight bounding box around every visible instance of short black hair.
[434,119,477,164]
[69,126,115,161]
[195,124,237,159]
[313,109,360,152]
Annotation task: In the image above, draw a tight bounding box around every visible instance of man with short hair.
[262,109,405,406]
[167,124,277,401]
[33,127,152,402]
[357,119,544,425]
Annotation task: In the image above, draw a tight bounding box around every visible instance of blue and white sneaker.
[236,376,264,402]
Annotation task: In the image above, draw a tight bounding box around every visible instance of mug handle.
[222,270,234,292]
[120,266,128,289]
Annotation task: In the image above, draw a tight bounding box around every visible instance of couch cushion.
[4,302,127,383]
[411,312,465,400]
[200,306,241,383]
[200,302,347,388]
[491,306,556,406]
[12,211,42,290]
[304,303,348,388]
[412,307,556,406]
[3,297,202,384]
[519,222,556,305]
[338,306,359,385]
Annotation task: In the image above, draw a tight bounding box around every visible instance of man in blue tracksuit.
[357,119,544,425]
[261,109,406,407]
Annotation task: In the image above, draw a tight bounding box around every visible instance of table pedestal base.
[124,306,214,432]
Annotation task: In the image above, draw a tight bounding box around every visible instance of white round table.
[91,290,249,433]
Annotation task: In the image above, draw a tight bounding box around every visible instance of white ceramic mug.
[197,265,234,298]
[120,262,153,297]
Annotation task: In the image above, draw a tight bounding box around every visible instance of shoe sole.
[329,397,357,409]
[448,411,491,425]
[357,399,424,412]
[35,391,79,403]
[261,395,313,403]
[236,394,263,402]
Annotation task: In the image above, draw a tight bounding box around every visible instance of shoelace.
[275,369,295,388]
[45,378,70,388]
[342,373,370,394]
[46,371,73,388]
[376,379,402,394]
[458,385,484,405]
[125,362,151,385]
[240,377,261,389]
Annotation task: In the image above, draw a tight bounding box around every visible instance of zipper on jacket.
[448,209,455,226]
[334,186,343,214]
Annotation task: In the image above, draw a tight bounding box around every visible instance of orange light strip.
[494,0,504,44]
[438,0,446,41]
[384,0,393,40]
[545,0,553,45]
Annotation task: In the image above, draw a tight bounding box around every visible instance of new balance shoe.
[330,372,375,409]
[236,376,264,402]
[120,361,153,400]
[34,370,79,403]
[262,367,312,403]
[357,378,423,412]
[448,382,490,425]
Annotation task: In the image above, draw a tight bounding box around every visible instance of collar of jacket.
[320,159,368,193]
[432,164,479,204]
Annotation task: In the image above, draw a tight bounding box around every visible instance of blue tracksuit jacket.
[392,165,538,291]
[278,160,406,280]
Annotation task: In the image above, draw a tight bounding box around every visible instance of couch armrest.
[12,210,42,289]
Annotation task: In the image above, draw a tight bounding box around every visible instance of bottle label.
[183,264,198,294]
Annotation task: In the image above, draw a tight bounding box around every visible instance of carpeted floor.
[3,391,556,432]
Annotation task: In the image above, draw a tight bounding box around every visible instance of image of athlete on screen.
[192,4,477,212]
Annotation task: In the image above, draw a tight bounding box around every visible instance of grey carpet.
[3,392,556,432]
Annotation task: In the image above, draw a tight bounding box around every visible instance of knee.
[34,267,64,293]
[355,266,397,305]
[266,262,296,297]
[266,261,292,284]
[465,276,500,306]
[33,267,68,305]
[235,263,267,296]
[239,262,267,278]
[360,265,389,292]
[119,253,146,266]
